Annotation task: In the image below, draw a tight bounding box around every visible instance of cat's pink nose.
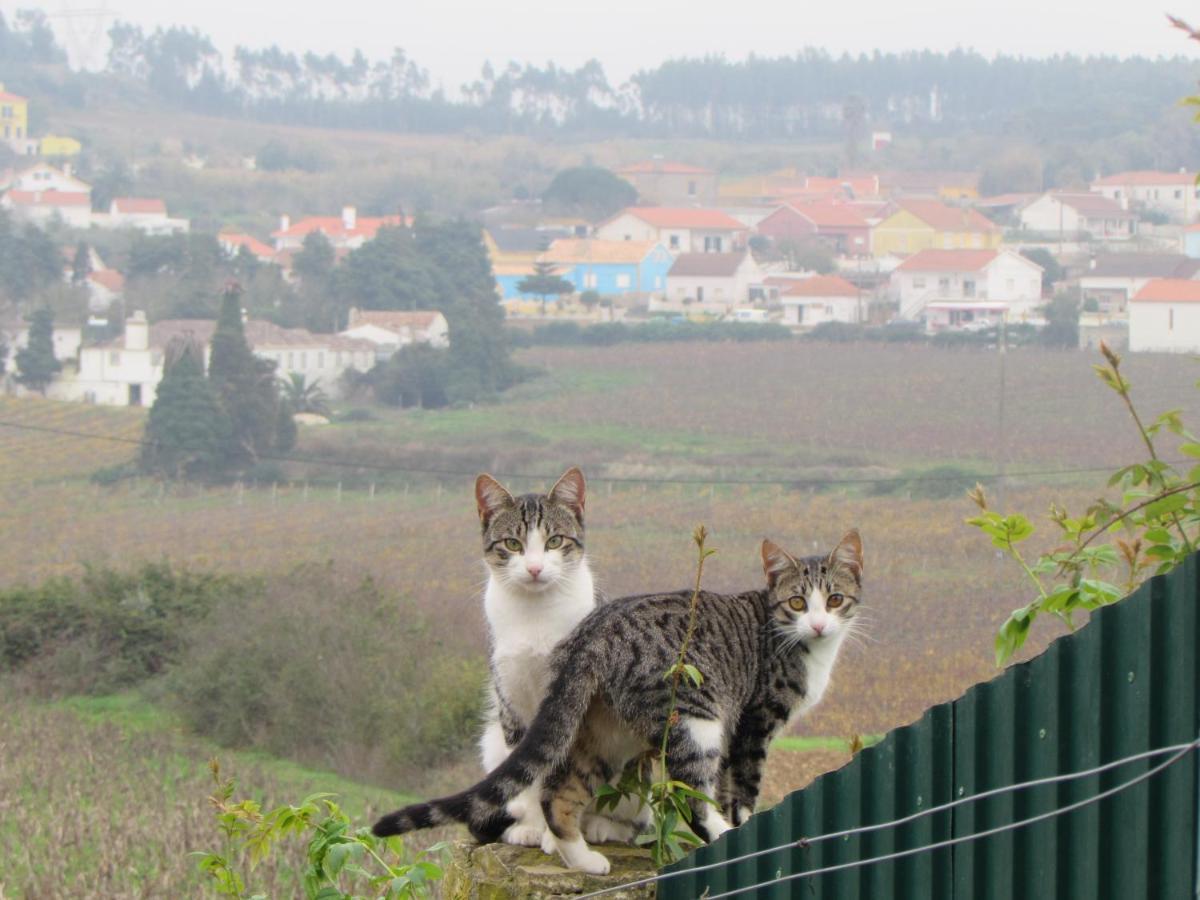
[527,564,543,578]
[811,619,827,635]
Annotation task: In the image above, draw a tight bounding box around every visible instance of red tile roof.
[219,230,276,260]
[1132,278,1200,303]
[667,252,749,277]
[617,160,713,175]
[1094,170,1196,187]
[803,175,880,198]
[273,214,411,240]
[781,275,860,297]
[113,197,167,215]
[789,200,869,228]
[623,207,746,230]
[896,249,1000,272]
[0,90,26,103]
[894,199,999,233]
[1049,191,1133,217]
[4,189,90,207]
[88,270,126,292]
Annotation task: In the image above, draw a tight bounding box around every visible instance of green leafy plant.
[967,343,1200,665]
[196,759,446,899]
[596,525,720,866]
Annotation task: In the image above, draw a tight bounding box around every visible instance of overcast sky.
[8,0,1197,90]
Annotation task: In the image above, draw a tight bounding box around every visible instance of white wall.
[782,296,862,326]
[1130,303,1200,352]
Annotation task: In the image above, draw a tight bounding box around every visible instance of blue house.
[540,239,673,296]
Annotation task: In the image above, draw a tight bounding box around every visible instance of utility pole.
[997,309,1008,510]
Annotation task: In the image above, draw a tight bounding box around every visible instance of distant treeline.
[3,9,1199,146]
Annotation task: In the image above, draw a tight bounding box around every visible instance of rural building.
[615,159,718,206]
[778,275,864,327]
[272,207,411,251]
[0,83,29,151]
[0,162,92,227]
[340,309,449,360]
[49,311,376,407]
[1128,279,1200,353]
[218,229,278,264]
[1018,191,1136,240]
[881,170,981,200]
[1091,170,1200,222]
[0,316,82,364]
[539,239,673,297]
[39,135,81,157]
[661,250,764,314]
[1184,223,1200,259]
[870,199,1001,256]
[1079,253,1200,316]
[595,207,748,254]
[890,248,1043,326]
[755,201,871,256]
[92,197,189,235]
[85,269,126,312]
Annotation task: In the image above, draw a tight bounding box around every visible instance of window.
[963,279,976,298]
[1170,307,1175,331]
[318,351,325,368]
[1176,190,1184,200]
[669,234,680,250]
[287,352,294,368]
[688,180,697,196]
[938,277,950,295]
[299,352,307,368]
[1,106,9,118]
[583,272,597,289]
[109,351,120,366]
[615,274,631,289]
[704,236,723,252]
[913,277,926,290]
[696,287,705,302]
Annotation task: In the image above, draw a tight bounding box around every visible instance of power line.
[576,737,1200,899]
[0,419,1169,489]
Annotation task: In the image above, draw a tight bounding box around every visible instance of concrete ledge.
[442,840,656,899]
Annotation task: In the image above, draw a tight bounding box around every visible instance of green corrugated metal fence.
[660,554,1200,899]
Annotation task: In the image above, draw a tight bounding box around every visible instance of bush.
[871,463,988,500]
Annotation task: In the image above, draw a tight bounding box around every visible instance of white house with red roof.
[891,248,1044,329]
[615,159,718,206]
[1129,279,1200,353]
[1092,171,1200,222]
[778,275,864,327]
[1018,191,1136,240]
[92,197,189,235]
[660,250,764,314]
[594,207,748,254]
[272,206,411,251]
[340,308,449,360]
[86,269,126,312]
[218,229,278,264]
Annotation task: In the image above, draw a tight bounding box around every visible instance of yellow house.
[871,199,1001,257]
[0,83,29,143]
[40,135,82,157]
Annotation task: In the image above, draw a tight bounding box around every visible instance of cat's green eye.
[503,538,523,553]
[788,596,807,613]
[545,535,564,550]
[827,593,845,610]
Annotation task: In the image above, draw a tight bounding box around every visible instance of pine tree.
[141,337,231,479]
[14,307,62,394]
[71,241,91,285]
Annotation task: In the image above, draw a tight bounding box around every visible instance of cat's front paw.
[583,815,635,844]
[734,804,754,826]
[501,822,545,847]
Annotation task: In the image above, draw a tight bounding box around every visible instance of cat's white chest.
[792,635,845,721]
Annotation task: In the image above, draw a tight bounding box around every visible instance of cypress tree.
[14,307,62,394]
[141,337,231,479]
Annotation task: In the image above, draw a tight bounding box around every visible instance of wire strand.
[575,737,1200,899]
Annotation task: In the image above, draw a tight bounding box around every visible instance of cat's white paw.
[501,822,545,847]
[734,804,753,826]
[555,835,611,874]
[540,828,558,856]
[583,815,635,844]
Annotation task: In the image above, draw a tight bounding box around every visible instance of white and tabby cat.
[475,467,637,848]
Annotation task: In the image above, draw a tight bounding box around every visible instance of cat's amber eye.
[545,535,564,550]
[788,596,807,613]
[503,538,523,553]
[827,593,845,610]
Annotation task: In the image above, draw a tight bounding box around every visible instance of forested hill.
[3,8,1200,143]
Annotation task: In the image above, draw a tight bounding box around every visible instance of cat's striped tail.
[371,636,607,841]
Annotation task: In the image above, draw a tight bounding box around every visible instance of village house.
[754,201,872,256]
[0,315,82,365]
[594,207,748,254]
[1079,253,1200,316]
[92,197,189,235]
[660,250,764,314]
[340,308,449,361]
[272,206,410,251]
[881,170,981,201]
[218,229,278,265]
[49,312,376,407]
[0,83,30,153]
[890,248,1044,328]
[778,275,865,327]
[871,198,1002,256]
[539,238,673,298]
[484,226,575,298]
[1017,191,1136,240]
[85,269,126,312]
[1091,171,1200,222]
[0,162,92,228]
[615,159,718,206]
[1129,279,1200,353]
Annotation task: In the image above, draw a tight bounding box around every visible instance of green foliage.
[14,306,62,393]
[256,138,325,173]
[979,149,1044,195]
[870,464,987,500]
[198,759,445,899]
[281,373,332,417]
[142,341,233,479]
[516,260,575,315]
[1019,248,1064,292]
[967,343,1200,665]
[0,212,62,302]
[1040,291,1080,349]
[524,319,793,346]
[541,166,637,220]
[368,345,449,409]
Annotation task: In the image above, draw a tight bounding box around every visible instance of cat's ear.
[828,529,864,582]
[475,474,514,527]
[549,467,586,521]
[761,539,798,588]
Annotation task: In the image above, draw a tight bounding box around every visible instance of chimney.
[279,214,290,233]
[342,205,357,231]
[63,163,72,179]
[125,310,149,352]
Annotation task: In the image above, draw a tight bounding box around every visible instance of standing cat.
[475,467,626,848]
[375,530,865,874]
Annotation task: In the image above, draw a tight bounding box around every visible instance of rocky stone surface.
[441,840,656,899]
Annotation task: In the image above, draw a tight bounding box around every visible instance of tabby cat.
[375,530,864,874]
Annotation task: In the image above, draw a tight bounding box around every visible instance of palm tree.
[280,372,332,417]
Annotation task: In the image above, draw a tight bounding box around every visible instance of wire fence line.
[574,736,1200,900]
[0,418,1175,490]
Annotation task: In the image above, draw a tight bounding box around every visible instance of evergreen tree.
[14,307,61,394]
[71,242,92,286]
[517,260,575,316]
[141,337,231,479]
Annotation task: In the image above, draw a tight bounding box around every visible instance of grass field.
[2,339,1196,894]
